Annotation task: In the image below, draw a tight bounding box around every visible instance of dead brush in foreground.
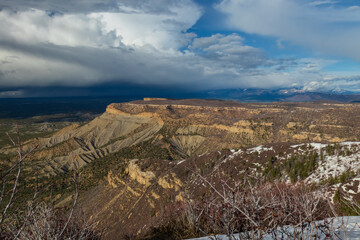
[140,175,346,240]
[186,179,332,239]
[5,202,100,240]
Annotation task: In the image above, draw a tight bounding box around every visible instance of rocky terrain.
[3,98,360,176]
[2,98,360,239]
[78,141,360,239]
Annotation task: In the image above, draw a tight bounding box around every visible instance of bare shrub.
[186,174,333,239]
[0,124,38,236]
[5,202,100,240]
[129,202,200,240]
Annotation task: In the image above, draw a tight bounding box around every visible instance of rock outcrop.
[81,158,186,238]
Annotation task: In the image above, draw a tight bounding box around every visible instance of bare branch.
[0,159,22,225]
[56,170,79,240]
[13,190,39,240]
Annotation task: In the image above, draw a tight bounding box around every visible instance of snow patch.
[222,149,243,164]
[247,145,273,154]
[177,160,186,165]
[187,216,360,240]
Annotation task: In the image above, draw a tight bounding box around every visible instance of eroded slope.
[3,99,360,176]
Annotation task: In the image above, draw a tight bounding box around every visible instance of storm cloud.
[0,0,360,96]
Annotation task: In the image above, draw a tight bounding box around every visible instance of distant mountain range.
[202,88,360,103]
[1,89,360,119]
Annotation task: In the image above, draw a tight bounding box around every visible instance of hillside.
[80,141,360,239]
[2,98,360,239]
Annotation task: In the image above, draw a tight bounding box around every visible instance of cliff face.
[106,99,360,157]
[5,99,360,176]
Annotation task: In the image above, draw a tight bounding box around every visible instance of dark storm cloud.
[0,34,311,91]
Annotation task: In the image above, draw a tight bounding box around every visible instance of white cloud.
[0,9,119,48]
[302,76,360,92]
[308,1,338,6]
[0,1,201,51]
[90,2,201,51]
[190,33,266,69]
[217,0,360,60]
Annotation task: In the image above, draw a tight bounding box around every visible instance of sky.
[1,0,360,97]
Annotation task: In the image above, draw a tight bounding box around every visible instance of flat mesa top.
[124,98,359,109]
[131,98,247,107]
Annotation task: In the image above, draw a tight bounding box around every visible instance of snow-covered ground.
[305,143,360,183]
[247,145,274,154]
[306,153,360,183]
[187,216,360,240]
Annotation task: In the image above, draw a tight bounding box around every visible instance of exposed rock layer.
[5,99,360,176]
